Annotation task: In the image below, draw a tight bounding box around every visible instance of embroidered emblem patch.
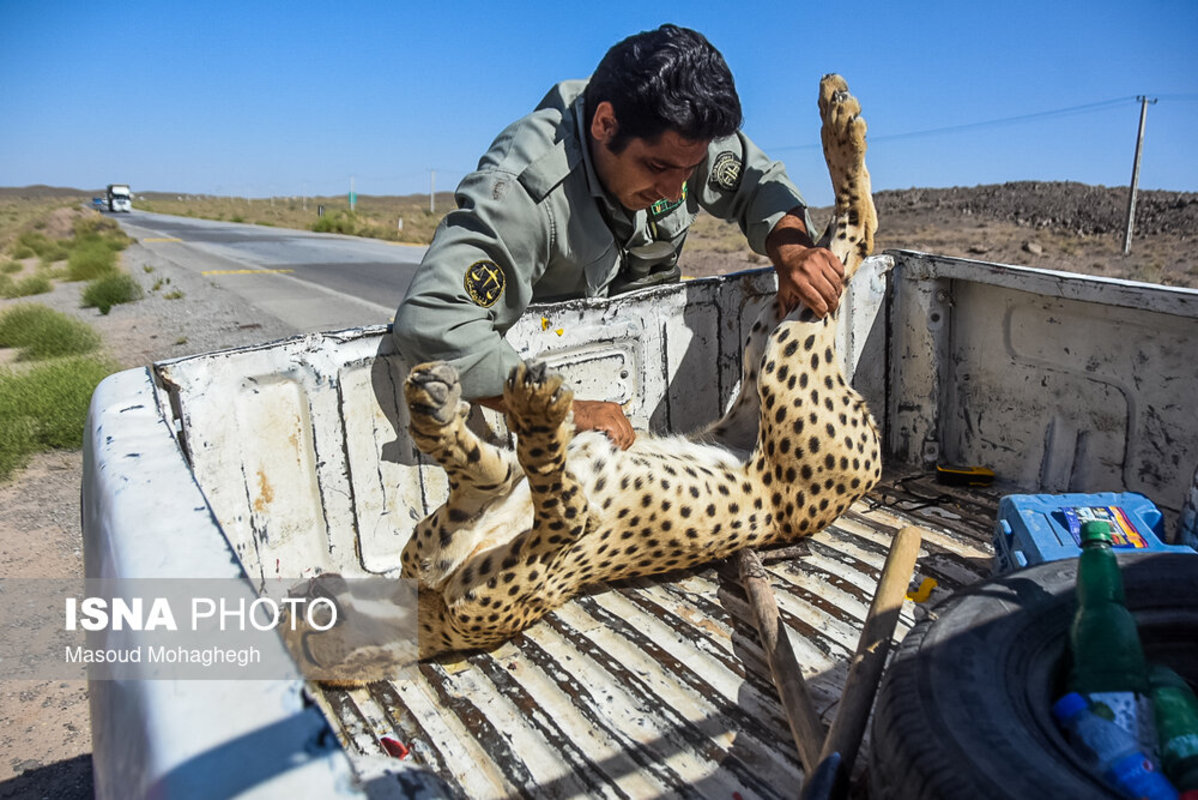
[464,260,504,307]
[650,181,688,217]
[710,151,742,192]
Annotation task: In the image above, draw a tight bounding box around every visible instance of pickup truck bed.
[83,250,1197,798]
[312,469,996,798]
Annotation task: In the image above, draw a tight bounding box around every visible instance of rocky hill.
[874,182,1197,237]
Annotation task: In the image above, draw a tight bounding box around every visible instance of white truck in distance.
[105,183,131,212]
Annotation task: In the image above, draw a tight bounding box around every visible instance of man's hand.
[765,208,846,316]
[571,399,636,450]
[478,396,636,450]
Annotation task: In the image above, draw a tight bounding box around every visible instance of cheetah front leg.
[401,362,521,589]
[411,361,594,656]
[503,360,594,552]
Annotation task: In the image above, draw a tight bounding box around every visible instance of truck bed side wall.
[886,250,1198,530]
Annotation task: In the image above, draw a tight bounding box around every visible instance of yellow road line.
[143,237,183,243]
[201,268,296,276]
[386,241,425,248]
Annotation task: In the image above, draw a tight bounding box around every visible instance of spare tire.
[870,552,1198,799]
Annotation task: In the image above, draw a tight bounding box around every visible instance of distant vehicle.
[105,184,132,213]
[92,197,105,211]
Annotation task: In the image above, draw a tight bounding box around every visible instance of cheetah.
[402,74,880,659]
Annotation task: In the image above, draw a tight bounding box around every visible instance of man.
[393,24,845,449]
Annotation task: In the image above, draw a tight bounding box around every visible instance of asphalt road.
[112,210,427,332]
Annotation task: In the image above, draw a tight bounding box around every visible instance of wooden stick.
[737,548,825,773]
[758,544,810,564]
[817,525,923,773]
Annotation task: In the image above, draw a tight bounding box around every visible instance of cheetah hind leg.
[817,74,877,280]
[401,362,521,589]
[699,76,875,454]
[745,76,883,544]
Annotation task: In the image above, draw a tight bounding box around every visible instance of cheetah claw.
[504,359,573,434]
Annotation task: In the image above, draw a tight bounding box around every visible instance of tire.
[869,552,1198,800]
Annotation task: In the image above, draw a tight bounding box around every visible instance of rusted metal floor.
[312,469,1002,799]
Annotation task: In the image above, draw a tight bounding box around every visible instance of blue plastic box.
[993,491,1194,574]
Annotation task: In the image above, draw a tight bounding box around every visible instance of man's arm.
[693,133,846,316]
[392,169,546,402]
[765,208,845,316]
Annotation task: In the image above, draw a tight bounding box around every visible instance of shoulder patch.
[710,151,743,192]
[464,260,505,307]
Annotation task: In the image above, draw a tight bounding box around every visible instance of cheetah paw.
[504,359,573,435]
[819,75,867,185]
[405,362,466,430]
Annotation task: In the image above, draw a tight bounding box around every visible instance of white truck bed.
[82,251,1198,798]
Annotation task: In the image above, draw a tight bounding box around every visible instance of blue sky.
[2,0,1195,207]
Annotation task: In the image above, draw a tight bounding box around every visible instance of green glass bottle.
[1069,520,1150,693]
[1151,664,1198,792]
[1068,520,1152,744]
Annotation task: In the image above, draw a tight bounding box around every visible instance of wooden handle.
[738,548,825,773]
[818,525,923,772]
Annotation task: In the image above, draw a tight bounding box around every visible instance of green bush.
[37,241,70,264]
[0,355,118,480]
[311,210,360,235]
[14,231,55,258]
[82,272,144,314]
[2,273,53,298]
[66,239,118,280]
[72,215,131,248]
[2,260,22,275]
[0,304,101,360]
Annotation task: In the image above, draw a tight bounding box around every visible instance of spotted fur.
[403,74,880,658]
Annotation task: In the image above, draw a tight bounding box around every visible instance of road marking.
[143,237,183,243]
[201,268,296,276]
[386,241,425,248]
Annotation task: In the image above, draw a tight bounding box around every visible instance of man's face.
[589,101,710,212]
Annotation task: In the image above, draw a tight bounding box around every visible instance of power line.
[768,95,1152,151]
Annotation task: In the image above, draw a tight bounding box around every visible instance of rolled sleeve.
[393,169,550,400]
[695,133,813,254]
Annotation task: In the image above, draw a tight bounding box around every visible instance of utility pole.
[430,170,436,214]
[1122,95,1157,255]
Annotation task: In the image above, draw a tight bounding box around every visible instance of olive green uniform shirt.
[393,80,812,400]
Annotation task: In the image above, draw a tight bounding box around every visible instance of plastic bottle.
[1151,664,1198,792]
[1053,692,1178,800]
[1069,520,1153,743]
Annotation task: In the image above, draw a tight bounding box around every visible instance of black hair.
[584,24,743,153]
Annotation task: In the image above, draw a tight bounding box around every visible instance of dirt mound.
[41,206,89,239]
[875,182,1198,237]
